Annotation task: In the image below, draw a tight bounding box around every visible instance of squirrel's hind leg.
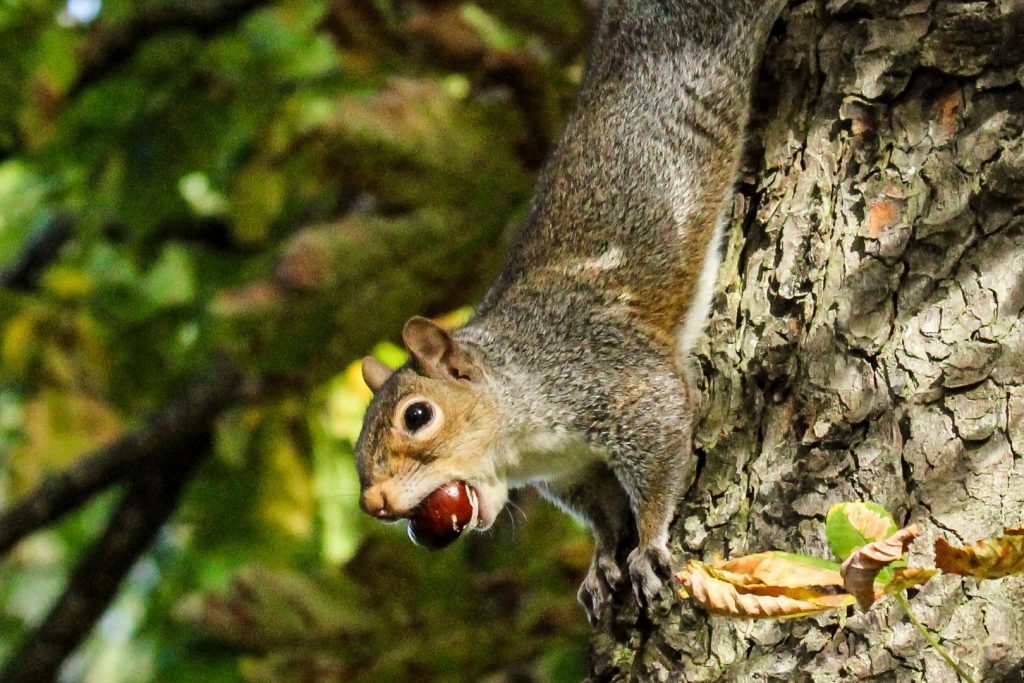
[536,466,630,623]
[609,365,699,605]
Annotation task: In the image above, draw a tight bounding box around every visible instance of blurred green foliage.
[0,0,595,680]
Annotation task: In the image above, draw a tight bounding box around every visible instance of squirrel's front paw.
[627,543,672,605]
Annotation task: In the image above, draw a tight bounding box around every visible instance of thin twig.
[894,592,976,683]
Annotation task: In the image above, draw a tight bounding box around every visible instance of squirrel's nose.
[361,485,399,520]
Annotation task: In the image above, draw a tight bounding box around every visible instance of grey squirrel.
[355,0,786,621]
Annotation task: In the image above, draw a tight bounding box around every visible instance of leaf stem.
[893,592,975,683]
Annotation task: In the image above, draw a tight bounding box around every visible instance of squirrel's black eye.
[403,402,433,432]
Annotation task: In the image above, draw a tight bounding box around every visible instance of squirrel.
[355,0,786,621]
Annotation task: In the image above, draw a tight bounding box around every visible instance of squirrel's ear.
[361,356,393,393]
[402,316,480,381]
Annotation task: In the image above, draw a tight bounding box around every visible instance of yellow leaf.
[884,567,939,595]
[840,525,921,610]
[230,163,285,247]
[259,414,315,539]
[342,360,372,403]
[41,266,93,299]
[934,528,1024,579]
[3,310,38,376]
[434,306,474,330]
[324,364,374,443]
[11,390,120,494]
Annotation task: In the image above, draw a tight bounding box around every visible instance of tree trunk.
[592,1,1024,680]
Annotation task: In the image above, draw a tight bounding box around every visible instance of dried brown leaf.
[677,560,854,619]
[713,552,845,588]
[840,524,921,610]
[934,528,1024,579]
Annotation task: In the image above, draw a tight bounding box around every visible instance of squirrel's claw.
[578,566,613,624]
[598,552,624,588]
[578,547,622,624]
[627,543,672,606]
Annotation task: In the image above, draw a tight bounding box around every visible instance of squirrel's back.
[472,0,781,359]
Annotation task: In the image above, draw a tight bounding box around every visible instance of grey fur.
[356,0,785,620]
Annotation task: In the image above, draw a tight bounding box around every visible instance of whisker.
[507,499,528,524]
[503,502,526,538]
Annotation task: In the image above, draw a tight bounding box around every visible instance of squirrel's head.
[355,317,508,530]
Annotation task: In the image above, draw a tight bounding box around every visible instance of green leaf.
[144,244,196,309]
[229,162,284,247]
[460,5,522,50]
[764,551,844,573]
[825,501,898,562]
[178,171,228,217]
[0,161,49,263]
[372,341,407,368]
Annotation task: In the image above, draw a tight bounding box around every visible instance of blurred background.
[0,0,600,680]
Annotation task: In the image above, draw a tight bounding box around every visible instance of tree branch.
[0,215,73,290]
[0,440,211,683]
[69,0,275,98]
[0,360,241,555]
[319,1,567,166]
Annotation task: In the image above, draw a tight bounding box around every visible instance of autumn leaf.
[934,528,1024,579]
[714,552,845,588]
[884,567,939,596]
[840,525,921,610]
[826,501,898,562]
[677,557,855,619]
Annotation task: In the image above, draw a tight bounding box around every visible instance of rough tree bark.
[592,1,1024,681]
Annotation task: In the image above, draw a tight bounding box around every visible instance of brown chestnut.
[407,481,477,550]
